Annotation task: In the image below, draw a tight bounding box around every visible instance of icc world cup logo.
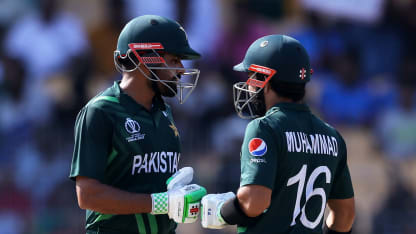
[125,118,140,134]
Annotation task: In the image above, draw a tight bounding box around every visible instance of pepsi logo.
[248,138,267,156]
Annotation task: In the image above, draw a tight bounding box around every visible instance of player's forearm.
[326,198,355,232]
[237,194,264,217]
[237,185,271,217]
[76,176,152,214]
[325,210,355,232]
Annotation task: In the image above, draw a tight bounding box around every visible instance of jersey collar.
[267,102,310,114]
[113,81,167,114]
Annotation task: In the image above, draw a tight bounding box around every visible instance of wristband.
[151,192,168,215]
[220,196,258,226]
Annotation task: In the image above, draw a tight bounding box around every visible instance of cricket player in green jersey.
[201,35,355,234]
[69,15,206,234]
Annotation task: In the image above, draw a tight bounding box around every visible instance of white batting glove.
[201,192,236,229]
[166,167,194,190]
[151,167,206,223]
[151,184,207,223]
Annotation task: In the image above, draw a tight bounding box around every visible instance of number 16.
[287,165,331,229]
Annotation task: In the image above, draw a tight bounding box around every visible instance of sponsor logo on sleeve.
[249,138,267,156]
[248,138,267,163]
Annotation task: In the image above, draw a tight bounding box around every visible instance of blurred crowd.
[0,0,415,233]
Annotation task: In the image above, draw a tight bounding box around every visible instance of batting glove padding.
[168,184,207,223]
[151,167,206,223]
[167,167,194,190]
[151,184,206,223]
[201,192,236,229]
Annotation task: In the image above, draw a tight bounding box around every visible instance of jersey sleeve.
[329,135,354,199]
[69,105,113,182]
[240,119,279,189]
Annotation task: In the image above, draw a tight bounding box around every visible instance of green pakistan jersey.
[238,103,354,234]
[69,81,181,234]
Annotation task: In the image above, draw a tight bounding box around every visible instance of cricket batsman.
[69,15,206,234]
[201,35,355,234]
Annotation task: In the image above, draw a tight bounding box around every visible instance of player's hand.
[166,167,194,190]
[151,167,206,223]
[151,184,207,223]
[168,184,207,223]
[201,192,236,229]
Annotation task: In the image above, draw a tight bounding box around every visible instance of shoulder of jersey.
[321,119,340,135]
[311,114,335,130]
[86,95,120,110]
[247,115,273,133]
[314,117,342,140]
[253,108,285,124]
[323,121,335,130]
[266,107,282,116]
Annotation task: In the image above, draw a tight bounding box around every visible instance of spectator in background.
[0,168,32,234]
[299,0,403,79]
[0,1,90,232]
[318,47,394,126]
[2,0,91,128]
[0,56,50,157]
[370,57,416,234]
[215,1,273,85]
[383,0,416,67]
[319,48,372,125]
[372,177,416,234]
[290,12,345,72]
[32,181,84,234]
[123,0,221,61]
[0,0,31,30]
[0,56,72,208]
[374,59,416,161]
[299,0,385,24]
[3,0,88,81]
[175,0,221,60]
[87,0,127,96]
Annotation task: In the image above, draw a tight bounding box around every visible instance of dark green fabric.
[70,81,180,233]
[116,15,200,60]
[233,35,310,84]
[238,102,354,234]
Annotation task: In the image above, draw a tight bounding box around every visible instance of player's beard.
[252,89,266,116]
[159,81,177,97]
[153,70,178,97]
